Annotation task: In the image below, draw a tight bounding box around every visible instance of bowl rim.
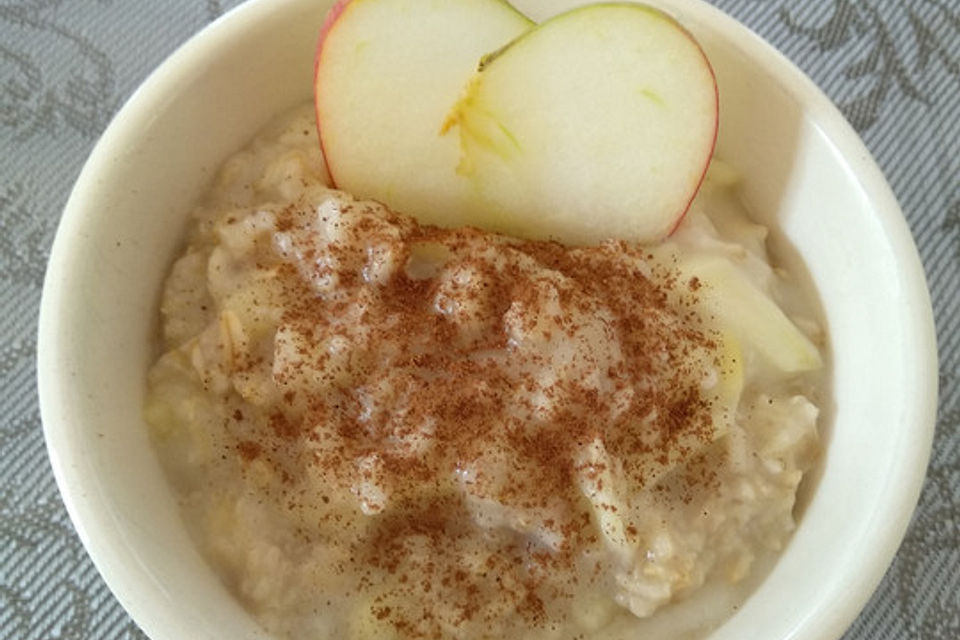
[37,0,938,638]
[712,15,939,640]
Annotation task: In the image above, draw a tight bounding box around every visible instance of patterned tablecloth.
[1,0,957,638]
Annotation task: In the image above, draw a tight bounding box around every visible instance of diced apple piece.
[681,256,823,373]
[443,4,718,245]
[646,331,743,484]
[576,440,633,563]
[314,0,533,227]
[706,330,745,419]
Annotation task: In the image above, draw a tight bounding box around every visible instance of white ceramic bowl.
[38,0,938,638]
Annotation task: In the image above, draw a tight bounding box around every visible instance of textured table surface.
[2,0,958,638]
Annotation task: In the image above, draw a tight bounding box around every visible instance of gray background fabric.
[1,0,957,637]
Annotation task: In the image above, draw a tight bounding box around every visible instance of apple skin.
[665,17,718,238]
[314,0,353,186]
[313,0,533,227]
[318,0,349,42]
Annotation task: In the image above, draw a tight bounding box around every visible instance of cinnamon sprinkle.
[215,192,723,636]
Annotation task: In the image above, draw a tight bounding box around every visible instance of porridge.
[145,105,823,639]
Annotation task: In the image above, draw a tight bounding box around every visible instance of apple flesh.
[443,4,719,245]
[314,0,533,228]
[679,255,823,373]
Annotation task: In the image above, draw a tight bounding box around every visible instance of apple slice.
[679,255,823,373]
[443,3,718,245]
[314,0,533,227]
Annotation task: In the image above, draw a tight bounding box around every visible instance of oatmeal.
[145,105,823,639]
